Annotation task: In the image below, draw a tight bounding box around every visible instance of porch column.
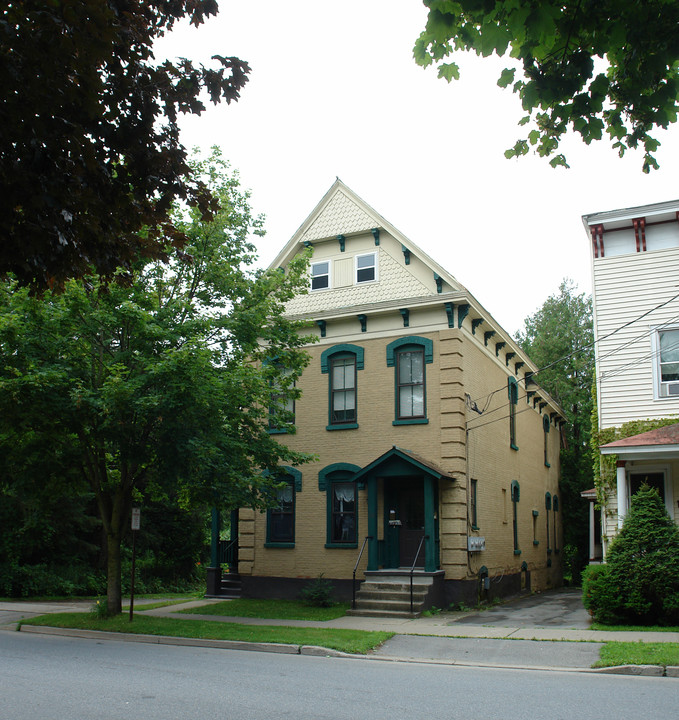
[616,460,627,529]
[206,507,221,596]
[423,476,436,572]
[367,475,378,571]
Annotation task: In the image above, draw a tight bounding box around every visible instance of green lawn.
[19,613,391,655]
[179,598,349,621]
[596,641,679,668]
[592,622,679,632]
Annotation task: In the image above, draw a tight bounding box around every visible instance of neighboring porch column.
[588,500,596,561]
[367,475,378,571]
[616,460,627,529]
[423,476,436,572]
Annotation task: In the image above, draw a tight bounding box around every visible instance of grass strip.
[127,600,195,612]
[179,599,349,621]
[592,622,679,632]
[20,613,391,655]
[595,642,679,668]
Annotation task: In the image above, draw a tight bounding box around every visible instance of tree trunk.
[106,528,123,615]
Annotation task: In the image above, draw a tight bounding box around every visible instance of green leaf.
[497,67,516,89]
[437,62,460,82]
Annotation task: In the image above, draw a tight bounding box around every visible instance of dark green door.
[384,478,425,568]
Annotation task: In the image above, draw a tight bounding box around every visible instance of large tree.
[0,153,313,614]
[0,1,249,290]
[414,1,679,172]
[516,280,593,578]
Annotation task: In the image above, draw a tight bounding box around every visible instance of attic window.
[311,261,330,290]
[356,253,376,283]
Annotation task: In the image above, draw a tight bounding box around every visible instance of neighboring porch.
[596,423,679,558]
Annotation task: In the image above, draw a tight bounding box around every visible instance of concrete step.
[351,598,425,612]
[346,608,420,619]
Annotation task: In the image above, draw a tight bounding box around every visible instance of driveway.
[453,587,591,629]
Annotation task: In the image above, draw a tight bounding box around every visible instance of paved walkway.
[2,590,679,674]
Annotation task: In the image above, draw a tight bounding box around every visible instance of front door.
[385,478,425,568]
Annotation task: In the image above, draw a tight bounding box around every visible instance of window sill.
[324,543,358,549]
[326,423,359,431]
[268,428,290,435]
[393,418,429,426]
[533,540,539,546]
[513,549,522,555]
[264,542,295,549]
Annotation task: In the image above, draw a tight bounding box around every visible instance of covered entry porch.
[353,446,455,574]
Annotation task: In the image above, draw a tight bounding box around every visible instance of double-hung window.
[543,414,550,467]
[266,468,302,547]
[321,345,364,430]
[267,481,294,544]
[331,355,356,424]
[268,367,295,434]
[355,252,376,284]
[319,463,361,548]
[386,336,433,425]
[508,377,519,450]
[311,261,330,290]
[654,327,679,398]
[330,482,357,544]
[397,348,425,419]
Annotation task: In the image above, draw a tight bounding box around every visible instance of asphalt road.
[2,632,676,720]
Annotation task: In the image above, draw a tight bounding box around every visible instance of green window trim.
[266,483,295,546]
[508,377,519,451]
[386,336,433,366]
[511,480,520,554]
[387,337,433,423]
[321,344,365,373]
[322,345,364,430]
[319,464,362,547]
[470,478,479,530]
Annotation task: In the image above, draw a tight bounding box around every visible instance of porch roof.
[600,423,679,459]
[352,445,456,483]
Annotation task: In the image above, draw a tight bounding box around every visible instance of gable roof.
[352,445,456,484]
[269,178,465,294]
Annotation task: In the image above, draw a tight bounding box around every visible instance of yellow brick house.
[209,180,563,613]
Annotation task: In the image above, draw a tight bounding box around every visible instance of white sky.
[156,0,679,335]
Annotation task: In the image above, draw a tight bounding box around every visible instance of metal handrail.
[352,536,372,609]
[409,534,428,613]
[218,538,238,567]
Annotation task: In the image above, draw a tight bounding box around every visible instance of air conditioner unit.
[661,382,679,397]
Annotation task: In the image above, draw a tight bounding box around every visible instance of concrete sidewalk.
[3,592,679,675]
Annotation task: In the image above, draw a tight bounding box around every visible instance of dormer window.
[355,253,376,284]
[311,261,330,290]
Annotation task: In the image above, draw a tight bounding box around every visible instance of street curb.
[18,624,351,658]
[16,624,679,676]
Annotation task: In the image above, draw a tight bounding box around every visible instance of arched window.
[321,345,364,430]
[386,336,433,425]
[319,464,361,547]
[265,467,302,547]
[508,377,519,450]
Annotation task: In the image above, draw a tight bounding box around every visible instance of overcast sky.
[156,1,679,335]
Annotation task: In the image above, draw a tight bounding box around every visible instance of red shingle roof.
[601,423,679,448]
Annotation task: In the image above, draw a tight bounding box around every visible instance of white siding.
[593,246,679,428]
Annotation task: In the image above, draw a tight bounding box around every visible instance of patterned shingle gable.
[301,189,374,243]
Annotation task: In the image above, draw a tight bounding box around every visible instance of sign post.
[129,507,140,622]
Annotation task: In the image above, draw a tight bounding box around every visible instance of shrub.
[299,574,334,607]
[586,484,679,625]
